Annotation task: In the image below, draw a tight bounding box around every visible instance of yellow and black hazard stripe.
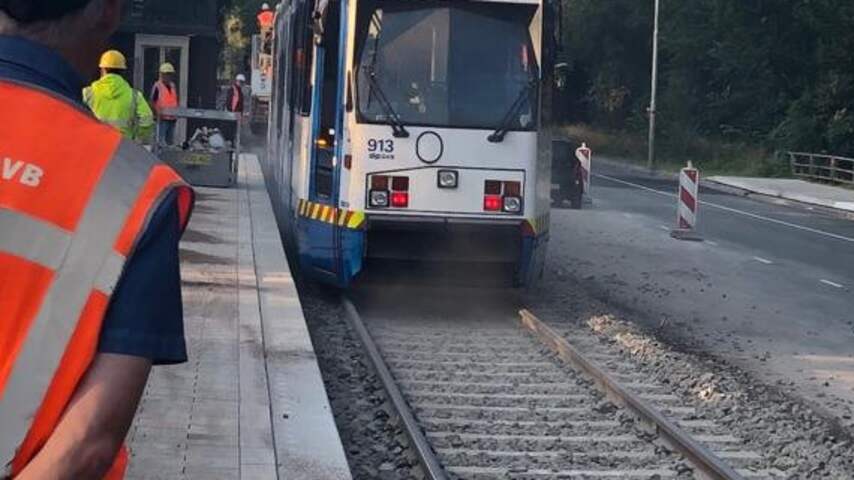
[526,213,551,236]
[298,199,366,230]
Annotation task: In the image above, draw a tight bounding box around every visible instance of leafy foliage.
[561,0,854,156]
[219,0,270,79]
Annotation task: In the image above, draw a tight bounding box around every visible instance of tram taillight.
[484,195,502,212]
[483,180,523,214]
[391,191,409,208]
[369,175,409,209]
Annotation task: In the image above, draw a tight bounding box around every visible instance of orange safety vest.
[0,80,194,479]
[230,84,242,112]
[257,10,274,29]
[152,80,179,120]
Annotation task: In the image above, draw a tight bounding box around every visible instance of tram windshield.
[355,0,540,131]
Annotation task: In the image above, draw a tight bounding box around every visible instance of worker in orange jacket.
[257,3,275,31]
[0,1,194,479]
[150,62,180,145]
[258,3,275,55]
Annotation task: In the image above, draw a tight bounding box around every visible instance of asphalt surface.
[547,159,854,427]
[595,162,854,282]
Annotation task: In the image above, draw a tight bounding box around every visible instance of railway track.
[344,296,784,480]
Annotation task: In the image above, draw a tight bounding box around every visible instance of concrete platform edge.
[240,154,353,480]
[237,162,278,479]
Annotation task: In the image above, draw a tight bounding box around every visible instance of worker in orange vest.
[257,3,275,32]
[0,1,194,479]
[226,74,246,114]
[258,3,275,55]
[149,63,179,145]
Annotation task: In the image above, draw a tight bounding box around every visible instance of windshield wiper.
[363,65,409,138]
[487,79,536,143]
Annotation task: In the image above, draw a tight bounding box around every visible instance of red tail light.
[391,191,409,208]
[484,195,502,211]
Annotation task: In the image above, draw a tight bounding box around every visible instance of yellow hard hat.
[159,62,176,74]
[99,50,127,70]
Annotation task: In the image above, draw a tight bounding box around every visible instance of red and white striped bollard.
[671,161,703,241]
[575,142,592,202]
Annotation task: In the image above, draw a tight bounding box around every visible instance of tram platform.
[125,155,352,480]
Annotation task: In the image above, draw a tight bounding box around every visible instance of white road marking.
[820,279,845,289]
[706,240,719,246]
[595,173,854,244]
[753,256,774,265]
[659,225,670,231]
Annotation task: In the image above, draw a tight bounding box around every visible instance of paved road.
[547,159,854,426]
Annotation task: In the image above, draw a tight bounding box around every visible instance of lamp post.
[647,0,660,170]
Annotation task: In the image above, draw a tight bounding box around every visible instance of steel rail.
[343,299,448,480]
[518,309,745,480]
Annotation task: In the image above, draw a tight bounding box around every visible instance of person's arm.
[82,86,94,109]
[136,91,155,141]
[149,83,158,103]
[225,87,234,112]
[16,354,151,480]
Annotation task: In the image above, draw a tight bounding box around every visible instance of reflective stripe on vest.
[154,81,178,120]
[0,80,194,478]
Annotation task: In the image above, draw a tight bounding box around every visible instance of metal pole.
[648,0,660,170]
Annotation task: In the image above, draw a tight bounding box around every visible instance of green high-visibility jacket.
[83,74,154,142]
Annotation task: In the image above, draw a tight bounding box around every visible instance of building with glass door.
[107,0,223,142]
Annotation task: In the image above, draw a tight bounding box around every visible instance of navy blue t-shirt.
[0,35,187,365]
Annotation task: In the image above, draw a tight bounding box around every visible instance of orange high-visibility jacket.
[257,10,274,29]
[152,80,179,120]
[0,80,194,479]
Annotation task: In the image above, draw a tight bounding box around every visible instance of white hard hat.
[236,74,246,82]
[262,3,270,9]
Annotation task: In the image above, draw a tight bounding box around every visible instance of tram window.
[291,1,315,116]
[275,28,288,139]
[354,1,538,130]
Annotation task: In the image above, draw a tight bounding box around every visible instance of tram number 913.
[367,139,395,160]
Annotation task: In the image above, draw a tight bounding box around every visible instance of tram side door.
[306,1,347,282]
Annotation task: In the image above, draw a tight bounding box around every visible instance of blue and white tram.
[264,0,559,287]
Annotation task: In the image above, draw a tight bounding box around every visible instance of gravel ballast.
[531,265,854,479]
[299,285,422,480]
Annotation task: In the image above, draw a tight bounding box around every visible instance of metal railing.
[789,152,854,185]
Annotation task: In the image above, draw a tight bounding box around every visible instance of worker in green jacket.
[83,50,154,142]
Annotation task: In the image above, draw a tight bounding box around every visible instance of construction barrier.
[575,142,592,200]
[671,161,703,241]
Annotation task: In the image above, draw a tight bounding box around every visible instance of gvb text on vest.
[2,157,44,187]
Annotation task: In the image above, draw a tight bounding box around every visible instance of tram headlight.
[503,196,522,214]
[369,190,389,208]
[437,170,458,189]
